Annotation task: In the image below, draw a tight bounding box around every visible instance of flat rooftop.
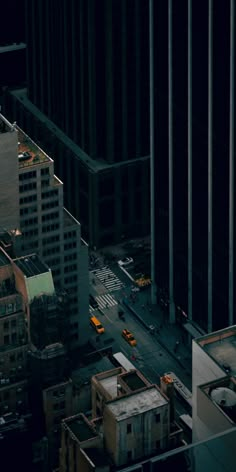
[17,125,52,169]
[65,415,97,442]
[106,386,167,421]
[197,326,236,376]
[13,254,49,277]
[100,374,118,398]
[121,371,147,391]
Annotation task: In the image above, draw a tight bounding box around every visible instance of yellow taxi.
[122,328,137,347]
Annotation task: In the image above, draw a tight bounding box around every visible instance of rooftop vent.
[210,387,236,408]
[18,151,31,162]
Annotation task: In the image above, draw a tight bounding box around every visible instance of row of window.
[19,170,36,181]
[65,275,77,284]
[19,182,37,193]
[64,231,77,240]
[64,264,77,273]
[41,167,50,176]
[64,242,77,250]
[0,350,23,365]
[2,333,17,345]
[43,234,60,245]
[23,229,38,237]
[42,200,59,211]
[20,194,37,204]
[47,257,61,267]
[21,216,38,227]
[125,413,160,435]
[43,245,60,257]
[3,319,17,330]
[20,206,37,216]
[64,253,77,262]
[42,223,59,233]
[42,211,59,222]
[42,189,58,199]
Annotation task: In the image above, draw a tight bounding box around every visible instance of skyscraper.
[150,0,235,333]
[0,113,89,348]
[6,0,151,247]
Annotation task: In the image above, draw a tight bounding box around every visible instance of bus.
[164,371,192,408]
[112,352,136,371]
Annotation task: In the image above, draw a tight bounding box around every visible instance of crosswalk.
[91,266,124,291]
[89,293,118,312]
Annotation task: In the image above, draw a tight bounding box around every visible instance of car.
[117,257,134,268]
[89,294,99,309]
[122,328,137,347]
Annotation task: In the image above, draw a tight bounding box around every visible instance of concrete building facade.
[192,325,236,442]
[0,113,89,348]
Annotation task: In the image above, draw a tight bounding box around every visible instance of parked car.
[122,328,137,347]
[117,257,134,268]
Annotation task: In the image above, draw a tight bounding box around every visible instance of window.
[43,246,60,257]
[4,335,9,345]
[20,194,37,204]
[127,451,132,461]
[10,354,15,363]
[42,211,59,222]
[3,321,9,331]
[64,241,77,250]
[19,170,36,181]
[42,223,59,233]
[19,182,37,193]
[43,235,60,245]
[155,413,160,423]
[127,423,132,434]
[41,179,50,188]
[11,319,17,328]
[41,167,50,176]
[22,216,38,226]
[42,200,59,211]
[64,264,77,273]
[156,440,161,450]
[42,189,58,199]
[4,391,10,401]
[11,333,17,344]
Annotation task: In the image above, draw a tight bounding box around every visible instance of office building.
[4,1,151,247]
[192,325,236,442]
[0,113,89,348]
[150,0,236,333]
[59,367,183,471]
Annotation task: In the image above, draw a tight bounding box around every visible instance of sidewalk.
[123,296,192,373]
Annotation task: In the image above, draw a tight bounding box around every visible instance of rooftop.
[106,386,168,421]
[200,376,236,424]
[100,373,119,398]
[11,88,150,172]
[64,414,97,443]
[17,125,52,169]
[13,254,49,278]
[121,371,148,391]
[196,326,236,376]
[72,357,115,388]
